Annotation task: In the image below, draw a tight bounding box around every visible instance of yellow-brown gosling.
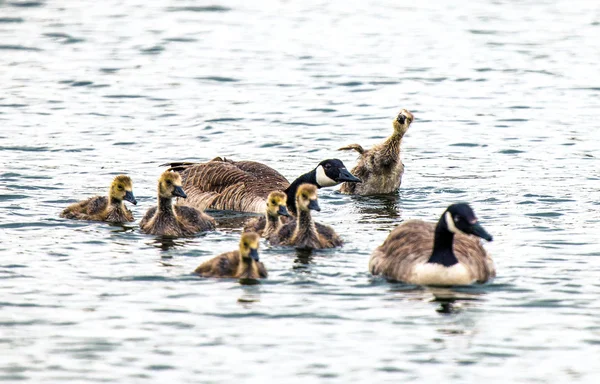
[60,175,137,223]
[268,184,342,249]
[369,203,494,286]
[339,109,414,195]
[243,191,291,237]
[161,157,360,214]
[194,232,267,279]
[140,171,215,236]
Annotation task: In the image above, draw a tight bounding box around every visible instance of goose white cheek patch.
[445,211,466,236]
[316,165,338,187]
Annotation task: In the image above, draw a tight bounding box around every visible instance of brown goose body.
[268,184,342,249]
[339,109,413,195]
[140,171,215,237]
[163,158,360,214]
[195,233,267,279]
[60,175,136,223]
[369,204,495,286]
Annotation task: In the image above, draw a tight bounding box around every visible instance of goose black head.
[110,175,137,205]
[266,191,290,217]
[393,109,414,136]
[158,171,187,199]
[314,159,361,187]
[239,232,260,262]
[443,203,493,241]
[296,183,321,212]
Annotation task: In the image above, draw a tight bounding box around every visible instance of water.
[1,0,599,382]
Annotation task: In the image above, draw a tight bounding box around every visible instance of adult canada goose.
[339,109,413,195]
[194,232,267,279]
[269,184,342,249]
[162,157,360,214]
[60,175,137,223]
[369,203,494,286]
[140,171,215,236]
[243,191,291,237]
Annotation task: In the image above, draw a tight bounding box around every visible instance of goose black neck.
[428,217,459,267]
[284,170,318,215]
[158,196,174,214]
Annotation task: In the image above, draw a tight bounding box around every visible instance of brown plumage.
[339,109,413,195]
[243,191,291,237]
[268,184,342,249]
[194,232,267,279]
[369,203,495,286]
[60,175,137,223]
[162,158,360,214]
[140,171,215,237]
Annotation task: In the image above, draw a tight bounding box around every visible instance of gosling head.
[158,171,187,199]
[314,159,361,187]
[266,191,290,217]
[239,232,260,262]
[392,109,414,136]
[110,175,137,205]
[443,203,493,242]
[296,183,320,212]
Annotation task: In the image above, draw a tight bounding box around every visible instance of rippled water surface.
[1,1,600,382]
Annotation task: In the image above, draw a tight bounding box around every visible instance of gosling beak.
[124,190,137,205]
[277,205,291,217]
[249,248,260,262]
[336,167,361,183]
[469,222,493,242]
[397,114,406,124]
[173,186,187,198]
[307,199,321,212]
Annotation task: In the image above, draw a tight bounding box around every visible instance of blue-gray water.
[1,1,599,382]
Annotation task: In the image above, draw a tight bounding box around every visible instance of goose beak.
[307,199,321,211]
[173,186,187,198]
[397,114,406,124]
[124,191,137,205]
[277,205,291,217]
[469,222,493,242]
[249,248,260,262]
[336,168,361,183]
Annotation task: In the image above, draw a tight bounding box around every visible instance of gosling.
[339,109,413,195]
[60,175,137,223]
[194,232,267,279]
[269,184,342,249]
[140,171,215,236]
[369,203,495,286]
[243,191,291,237]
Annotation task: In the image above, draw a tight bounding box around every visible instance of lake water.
[1,1,599,382]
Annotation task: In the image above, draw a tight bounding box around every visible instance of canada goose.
[243,191,291,237]
[140,171,215,236]
[194,232,267,279]
[60,175,137,223]
[369,203,494,286]
[339,109,413,195]
[162,157,360,214]
[268,184,342,249]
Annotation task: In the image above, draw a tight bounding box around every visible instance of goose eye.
[454,215,461,223]
[324,164,331,169]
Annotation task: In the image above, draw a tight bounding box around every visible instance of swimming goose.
[268,184,342,249]
[60,175,137,223]
[369,203,494,286]
[140,171,215,236]
[243,191,291,237]
[339,109,413,195]
[194,232,267,279]
[162,157,360,214]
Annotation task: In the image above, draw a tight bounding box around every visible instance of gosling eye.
[166,180,172,186]
[270,200,276,205]
[117,185,124,191]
